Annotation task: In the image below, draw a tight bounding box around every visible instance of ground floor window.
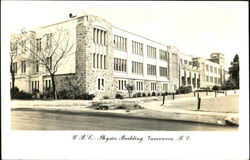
[163,83,168,91]
[151,82,157,91]
[43,80,51,90]
[118,80,127,90]
[136,81,143,91]
[32,81,39,91]
[97,78,105,90]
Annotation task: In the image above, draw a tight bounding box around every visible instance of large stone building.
[10,13,225,98]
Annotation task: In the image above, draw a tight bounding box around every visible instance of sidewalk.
[11,92,239,126]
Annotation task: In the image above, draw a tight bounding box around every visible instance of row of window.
[93,28,107,45]
[206,64,221,74]
[93,53,106,69]
[114,58,127,72]
[114,35,127,51]
[11,57,51,74]
[206,76,221,84]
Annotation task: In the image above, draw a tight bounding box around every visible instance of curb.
[11,107,238,126]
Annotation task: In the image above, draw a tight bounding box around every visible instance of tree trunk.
[51,74,57,100]
[10,61,15,89]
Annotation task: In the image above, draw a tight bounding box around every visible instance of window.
[172,53,178,78]
[147,46,156,58]
[93,53,106,69]
[132,41,143,55]
[147,64,156,75]
[136,81,143,91]
[184,60,188,64]
[35,60,39,72]
[163,83,168,91]
[132,61,143,74]
[180,59,183,65]
[114,58,127,72]
[206,76,209,82]
[93,28,107,45]
[151,82,157,91]
[189,62,192,66]
[210,66,213,73]
[12,62,17,73]
[97,78,105,90]
[159,50,168,61]
[46,57,52,70]
[21,40,27,52]
[46,33,52,48]
[159,67,167,77]
[206,65,209,71]
[214,77,217,84]
[118,80,127,90]
[214,67,217,74]
[36,38,41,51]
[44,80,51,90]
[210,76,213,83]
[21,61,26,73]
[114,35,127,51]
[32,81,39,91]
[10,42,18,54]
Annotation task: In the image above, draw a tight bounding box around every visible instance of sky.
[2,1,248,70]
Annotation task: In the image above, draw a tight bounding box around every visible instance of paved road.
[11,110,238,131]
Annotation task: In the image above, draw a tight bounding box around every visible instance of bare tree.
[20,28,75,99]
[10,36,20,90]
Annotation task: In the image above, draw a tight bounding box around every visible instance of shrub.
[212,85,221,91]
[57,89,71,99]
[115,93,124,99]
[43,89,54,99]
[177,86,192,94]
[147,93,151,96]
[132,94,137,98]
[142,92,146,97]
[221,81,237,90]
[10,87,33,99]
[152,92,156,96]
[103,95,110,99]
[75,93,95,100]
[136,92,142,97]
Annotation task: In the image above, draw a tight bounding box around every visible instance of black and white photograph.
[1,1,249,160]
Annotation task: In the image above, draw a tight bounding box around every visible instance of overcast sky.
[2,1,248,69]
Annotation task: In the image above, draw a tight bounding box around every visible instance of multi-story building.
[10,13,225,98]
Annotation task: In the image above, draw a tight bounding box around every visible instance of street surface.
[12,110,238,131]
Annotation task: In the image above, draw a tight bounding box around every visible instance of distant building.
[10,13,226,98]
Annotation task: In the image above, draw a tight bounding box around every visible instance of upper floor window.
[159,50,168,61]
[114,35,127,51]
[36,38,41,51]
[132,41,143,55]
[159,67,167,77]
[132,61,143,74]
[114,58,127,72]
[21,40,27,52]
[12,62,17,73]
[10,42,18,54]
[147,64,156,76]
[184,60,188,64]
[21,60,26,73]
[46,57,52,70]
[46,33,52,48]
[93,53,106,69]
[93,28,107,45]
[147,46,156,59]
[210,66,213,73]
[35,60,39,72]
[206,64,209,71]
[214,67,217,74]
